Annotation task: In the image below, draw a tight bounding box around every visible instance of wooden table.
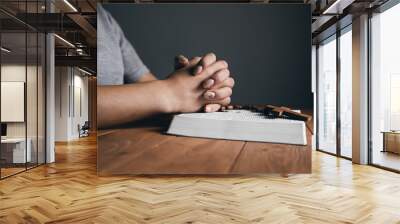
[98,115,312,175]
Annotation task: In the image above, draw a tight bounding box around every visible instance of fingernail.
[195,66,203,75]
[203,79,214,88]
[204,91,215,99]
[205,105,212,112]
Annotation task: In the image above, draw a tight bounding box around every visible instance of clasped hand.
[165,53,234,113]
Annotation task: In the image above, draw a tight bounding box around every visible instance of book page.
[176,110,303,123]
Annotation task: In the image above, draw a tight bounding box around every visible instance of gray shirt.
[97,5,149,85]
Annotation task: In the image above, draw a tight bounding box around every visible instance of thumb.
[187,56,202,75]
[174,55,189,70]
[188,56,202,67]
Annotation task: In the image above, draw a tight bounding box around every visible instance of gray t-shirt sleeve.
[97,5,149,85]
[116,22,150,83]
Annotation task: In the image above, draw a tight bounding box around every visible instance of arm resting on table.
[97,76,173,129]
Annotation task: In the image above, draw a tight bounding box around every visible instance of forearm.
[136,72,158,82]
[97,80,172,129]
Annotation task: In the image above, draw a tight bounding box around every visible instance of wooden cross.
[264,105,311,122]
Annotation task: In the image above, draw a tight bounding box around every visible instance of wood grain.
[232,131,312,174]
[99,127,245,175]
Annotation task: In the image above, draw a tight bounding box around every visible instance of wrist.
[156,79,180,114]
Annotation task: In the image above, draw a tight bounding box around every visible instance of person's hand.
[174,53,235,112]
[162,56,231,113]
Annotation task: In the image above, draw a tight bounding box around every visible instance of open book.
[167,110,307,145]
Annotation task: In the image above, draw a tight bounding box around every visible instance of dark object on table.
[221,104,312,122]
[232,105,243,109]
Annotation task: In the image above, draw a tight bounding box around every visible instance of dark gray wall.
[103,4,312,108]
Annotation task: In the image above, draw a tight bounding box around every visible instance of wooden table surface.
[98,114,312,175]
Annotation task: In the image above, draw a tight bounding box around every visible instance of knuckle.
[229,78,235,87]
[203,53,216,66]
[224,68,230,75]
[219,60,228,68]
[215,69,229,82]
[224,97,231,105]
[202,59,210,67]
[193,56,201,62]
[213,90,221,99]
[204,68,212,76]
[208,52,216,58]
[226,88,233,96]
[214,73,224,82]
[215,90,226,99]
